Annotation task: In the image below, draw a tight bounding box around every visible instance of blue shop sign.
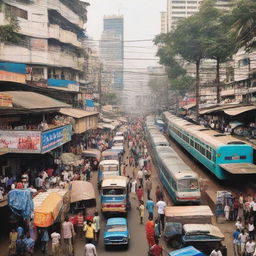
[41,125,71,153]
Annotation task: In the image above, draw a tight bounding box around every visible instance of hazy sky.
[86,0,166,68]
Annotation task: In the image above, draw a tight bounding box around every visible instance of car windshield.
[177,179,199,192]
[107,224,127,232]
[102,188,125,195]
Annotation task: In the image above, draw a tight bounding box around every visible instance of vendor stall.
[33,189,69,227]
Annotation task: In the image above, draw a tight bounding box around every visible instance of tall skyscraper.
[165,0,235,32]
[100,15,124,90]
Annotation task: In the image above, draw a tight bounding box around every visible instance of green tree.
[154,34,194,100]
[199,0,236,103]
[171,14,208,120]
[0,18,23,43]
[231,0,256,51]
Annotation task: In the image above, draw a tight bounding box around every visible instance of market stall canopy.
[223,105,256,116]
[3,91,70,110]
[199,104,241,115]
[33,189,68,227]
[60,153,82,166]
[219,163,256,174]
[70,181,96,203]
[59,108,98,119]
[168,246,206,256]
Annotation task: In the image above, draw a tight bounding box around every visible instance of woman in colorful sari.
[145,216,155,248]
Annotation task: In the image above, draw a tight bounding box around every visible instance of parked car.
[104,217,130,249]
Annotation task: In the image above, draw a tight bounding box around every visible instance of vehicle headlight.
[123,237,128,242]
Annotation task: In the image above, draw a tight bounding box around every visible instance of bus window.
[102,188,125,195]
[172,179,177,191]
[177,179,199,192]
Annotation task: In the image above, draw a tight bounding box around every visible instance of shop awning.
[223,106,256,116]
[219,163,256,174]
[199,104,249,115]
[59,108,98,119]
[183,103,196,110]
[3,91,70,110]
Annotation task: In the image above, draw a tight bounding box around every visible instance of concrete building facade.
[100,15,124,90]
[0,0,89,92]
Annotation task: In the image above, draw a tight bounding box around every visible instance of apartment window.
[187,11,196,14]
[172,6,186,9]
[187,1,197,3]
[187,6,197,9]
[172,11,186,14]
[5,4,28,19]
[172,1,186,3]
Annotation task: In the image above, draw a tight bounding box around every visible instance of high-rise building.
[100,15,124,90]
[165,0,235,32]
[160,12,167,34]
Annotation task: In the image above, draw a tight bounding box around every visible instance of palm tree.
[232,0,256,51]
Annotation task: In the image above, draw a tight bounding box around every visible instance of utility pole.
[98,63,103,113]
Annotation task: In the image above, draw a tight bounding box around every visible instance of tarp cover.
[8,189,34,219]
[34,192,63,227]
[60,153,82,166]
[165,206,213,224]
[169,246,206,256]
[70,181,96,203]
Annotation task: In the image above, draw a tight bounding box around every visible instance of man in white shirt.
[84,242,97,256]
[51,231,60,256]
[156,197,166,231]
[246,238,255,256]
[137,169,143,187]
[210,246,222,256]
[239,229,249,255]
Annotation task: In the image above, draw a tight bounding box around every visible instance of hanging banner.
[41,125,72,153]
[0,130,41,153]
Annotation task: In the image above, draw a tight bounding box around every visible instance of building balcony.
[48,24,82,48]
[0,43,83,70]
[47,0,84,29]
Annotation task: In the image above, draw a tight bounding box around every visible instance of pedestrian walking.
[139,201,145,224]
[248,221,255,240]
[84,242,97,256]
[41,228,49,254]
[137,169,143,187]
[155,186,163,202]
[136,185,144,202]
[24,233,35,256]
[154,219,161,240]
[77,212,84,237]
[156,197,166,231]
[131,179,137,200]
[146,197,154,219]
[62,216,75,256]
[83,220,95,243]
[233,228,241,256]
[246,238,255,256]
[8,228,17,256]
[145,177,152,200]
[51,231,61,256]
[16,235,26,256]
[146,217,155,248]
[149,239,163,256]
[239,229,249,256]
[93,212,100,243]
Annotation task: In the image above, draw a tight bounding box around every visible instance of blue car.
[104,217,130,249]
